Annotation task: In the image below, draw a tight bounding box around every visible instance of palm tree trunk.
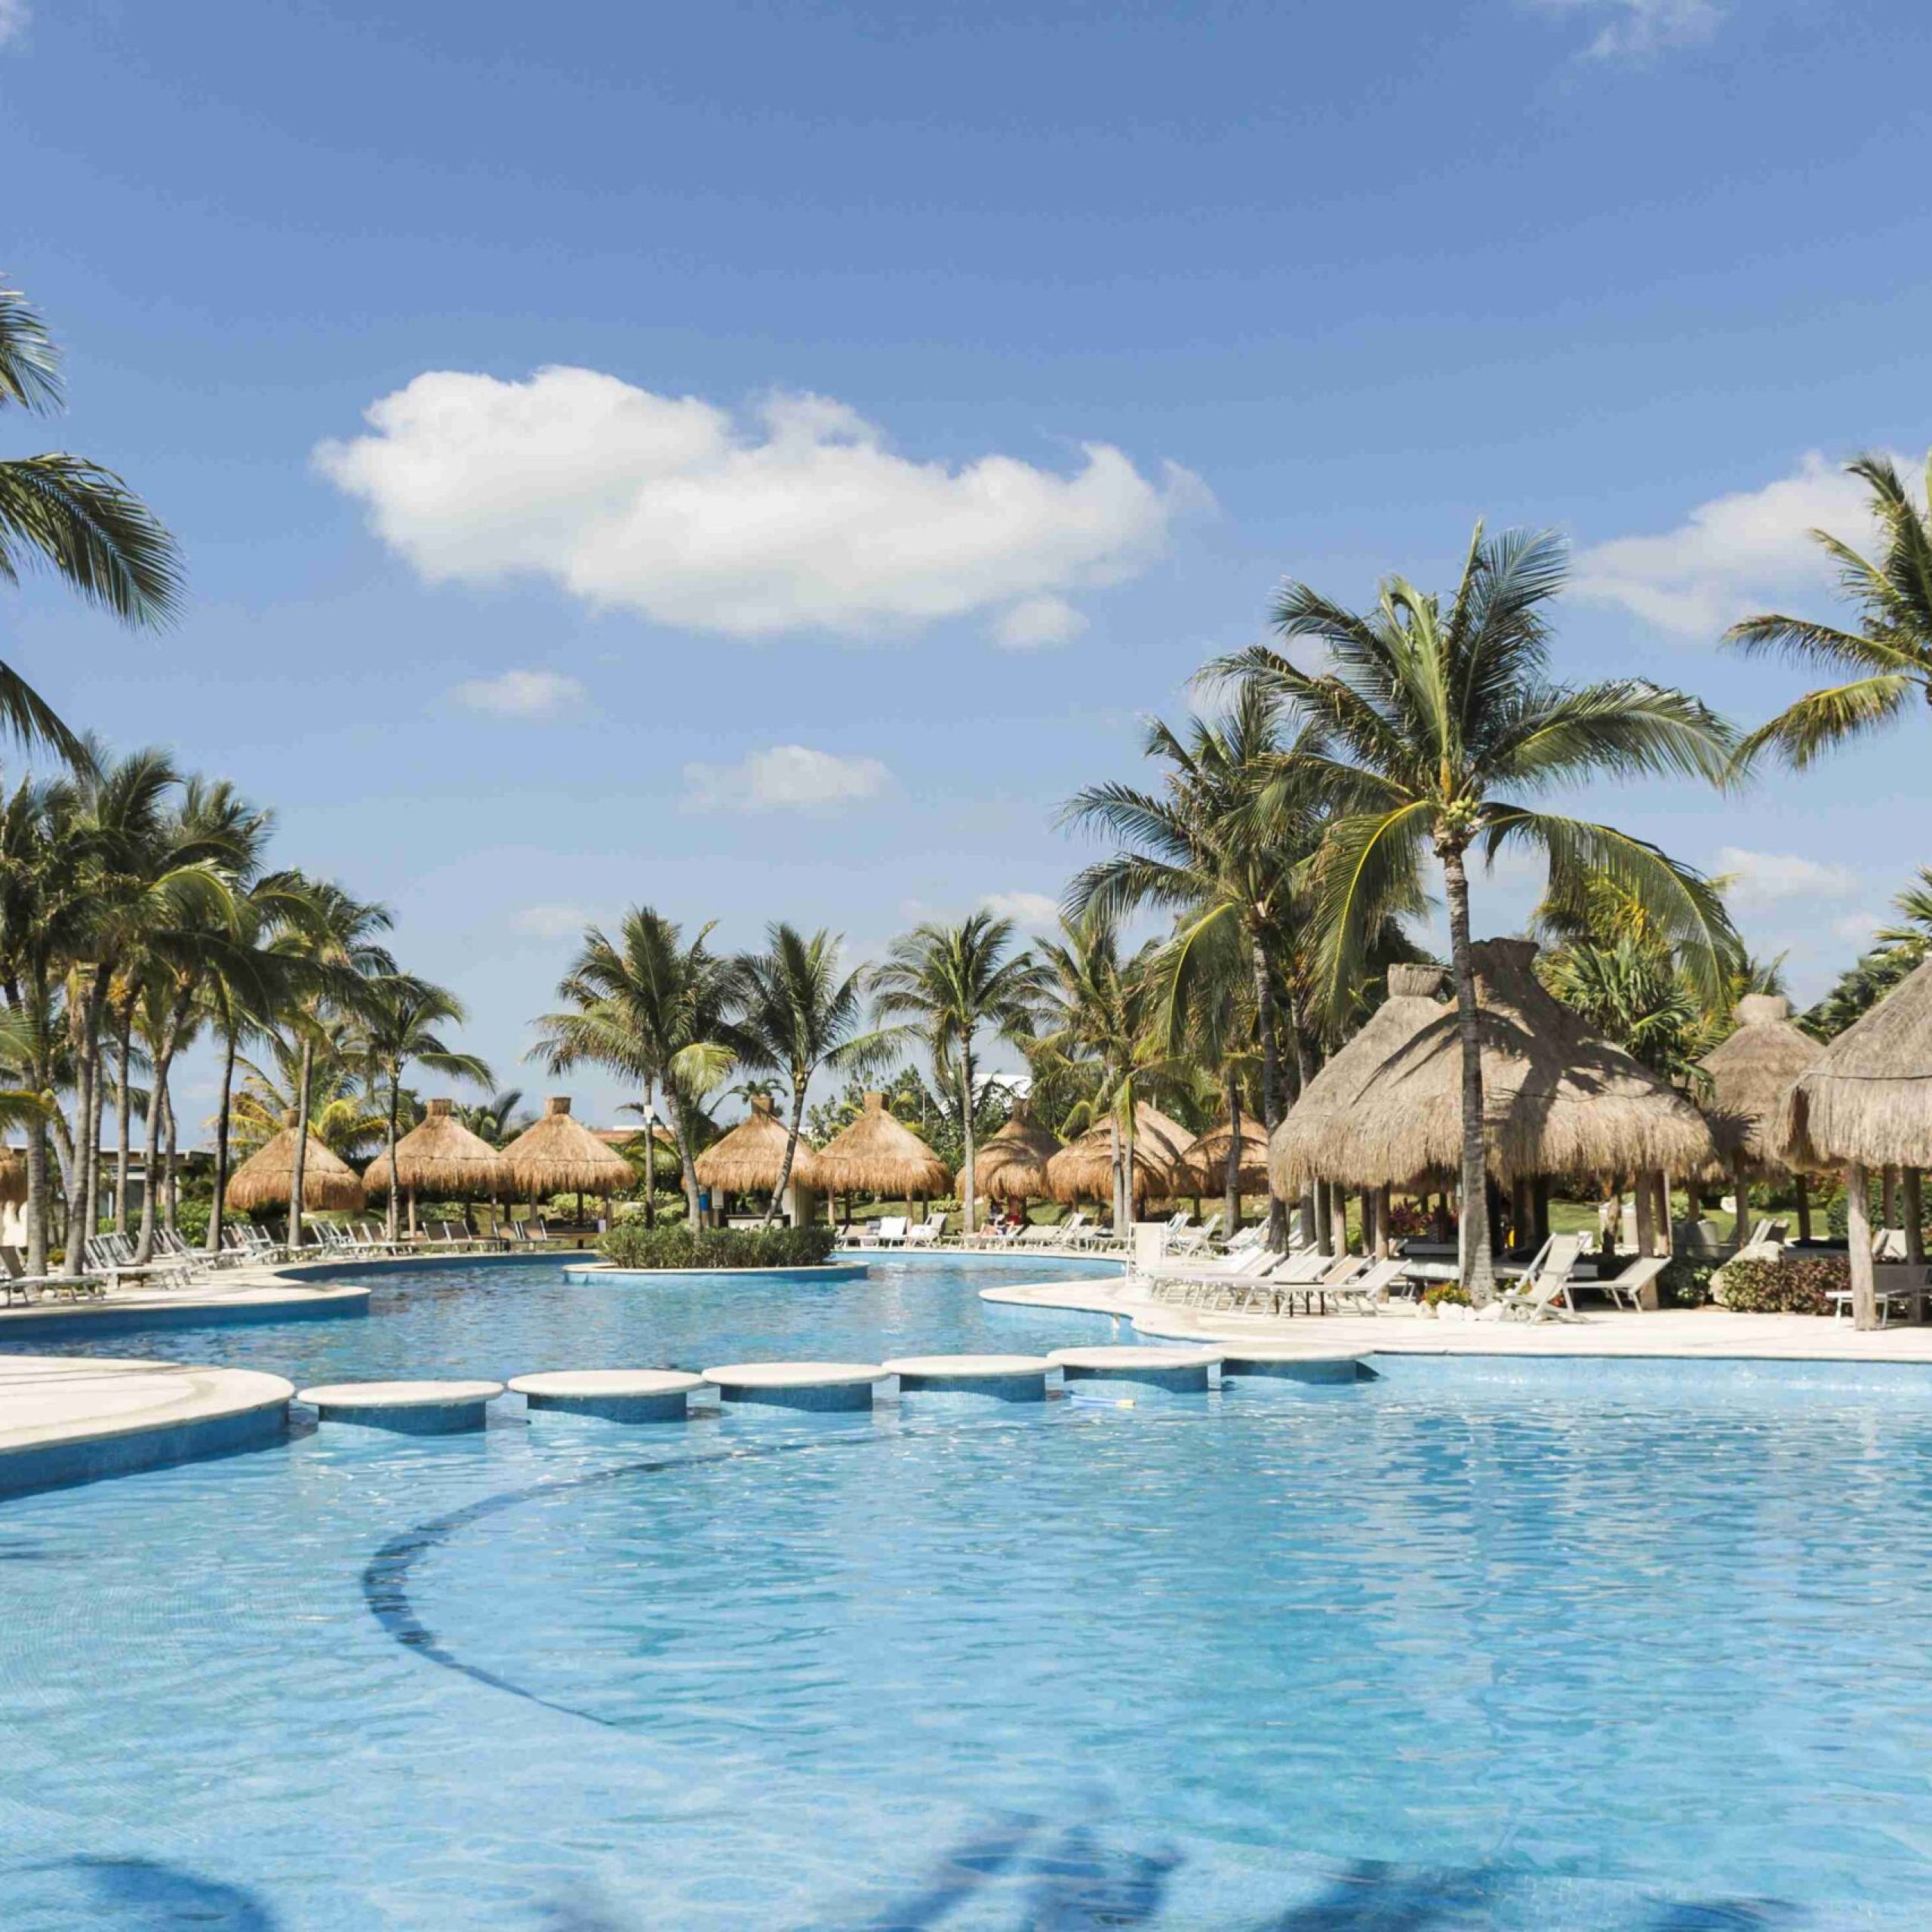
[960,1037,978,1235]
[24,1115,50,1275]
[1108,1109,1124,1232]
[643,1081,657,1229]
[1440,844,1495,1301]
[1847,1158,1876,1331]
[63,986,98,1276]
[666,1094,701,1225]
[134,1004,187,1264]
[113,1011,132,1238]
[1223,1067,1242,1237]
[761,1081,808,1232]
[85,1040,106,1253]
[207,1028,237,1256]
[162,1084,179,1236]
[1251,935,1289,1250]
[288,1035,314,1249]
[385,1072,404,1244]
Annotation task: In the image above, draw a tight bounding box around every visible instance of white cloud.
[451,668,584,718]
[1831,911,1884,946]
[512,903,593,938]
[0,3,28,50]
[1716,846,1860,913]
[681,744,891,814]
[1528,0,1724,58]
[1571,451,1914,638]
[317,368,1202,646]
[992,595,1088,651]
[980,891,1063,931]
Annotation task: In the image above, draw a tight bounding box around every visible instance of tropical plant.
[1061,688,1323,1245]
[1214,523,1738,1297]
[0,284,183,761]
[730,924,888,1228]
[869,912,1048,1233]
[455,1088,529,1147]
[356,974,493,1239]
[1727,454,1932,771]
[529,908,741,1223]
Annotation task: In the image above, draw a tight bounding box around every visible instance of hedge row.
[596,1223,838,1271]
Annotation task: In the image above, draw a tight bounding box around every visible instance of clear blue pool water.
[5,1262,1932,1927]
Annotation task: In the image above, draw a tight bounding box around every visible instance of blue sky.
[3,0,1930,1128]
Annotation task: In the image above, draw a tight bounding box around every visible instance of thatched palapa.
[1046,1100,1194,1208]
[695,1094,821,1194]
[498,1097,635,1198]
[1774,957,1932,1172]
[363,1099,508,1199]
[227,1118,364,1213]
[1697,995,1825,1174]
[1270,941,1716,1192]
[962,1104,1060,1203]
[812,1092,949,1198]
[1180,1114,1270,1195]
[0,1149,26,1208]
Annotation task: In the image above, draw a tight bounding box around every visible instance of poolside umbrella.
[961,1103,1061,1208]
[1774,955,1932,1329]
[498,1097,633,1226]
[1270,942,1715,1254]
[226,1115,364,1228]
[695,1094,823,1215]
[362,1099,509,1237]
[812,1092,949,1220]
[1045,1100,1194,1219]
[1697,995,1826,1239]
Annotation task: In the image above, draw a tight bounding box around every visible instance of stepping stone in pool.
[1047,1346,1222,1396]
[881,1354,1054,1403]
[701,1361,888,1413]
[297,1379,503,1434]
[1214,1346,1368,1386]
[507,1369,706,1424]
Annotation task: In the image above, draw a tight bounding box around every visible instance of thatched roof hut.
[1270,941,1716,1192]
[362,1100,508,1199]
[0,1149,26,1208]
[1046,1100,1195,1208]
[695,1094,821,1194]
[963,1104,1061,1203]
[499,1097,635,1198]
[227,1118,365,1213]
[1774,958,1932,1173]
[1180,1114,1270,1195]
[812,1092,949,1198]
[1697,995,1825,1174]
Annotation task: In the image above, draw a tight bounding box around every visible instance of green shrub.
[1657,1258,1719,1309]
[597,1223,837,1271]
[1712,1256,1843,1315]
[171,1197,211,1244]
[1423,1282,1470,1308]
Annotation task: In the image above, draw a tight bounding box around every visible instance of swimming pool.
[5,1263,1932,1927]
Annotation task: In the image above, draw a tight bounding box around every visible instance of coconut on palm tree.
[0,284,183,761]
[1216,524,1739,1298]
[869,912,1048,1235]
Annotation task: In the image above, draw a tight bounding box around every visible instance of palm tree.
[1032,909,1164,1229]
[357,974,492,1239]
[1215,524,1737,1298]
[530,908,740,1224]
[731,924,888,1229]
[0,284,183,760]
[1061,688,1329,1247]
[1727,454,1932,771]
[869,912,1048,1234]
[270,881,395,1246]
[456,1089,528,1147]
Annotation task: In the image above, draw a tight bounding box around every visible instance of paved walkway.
[0,1265,368,1331]
[984,1275,1932,1362]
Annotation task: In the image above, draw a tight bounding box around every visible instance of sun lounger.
[1497,1235,1585,1322]
[0,1244,103,1303]
[904,1214,947,1248]
[857,1217,908,1249]
[1591,1254,1669,1311]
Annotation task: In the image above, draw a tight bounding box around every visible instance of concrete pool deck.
[0,1355,293,1494]
[984,1272,1932,1362]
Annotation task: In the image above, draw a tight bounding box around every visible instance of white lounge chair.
[859,1216,908,1249]
[1592,1254,1669,1312]
[1497,1235,1585,1322]
[904,1214,946,1248]
[1168,1212,1223,1257]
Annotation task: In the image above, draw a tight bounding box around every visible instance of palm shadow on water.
[24,1857,281,1929]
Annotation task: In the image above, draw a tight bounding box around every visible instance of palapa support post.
[1795,1174,1812,1241]
[1906,1169,1924,1269]
[1633,1174,1654,1261]
[1847,1159,1877,1331]
[1730,1152,1751,1246]
[1883,1166,1900,1239]
[1654,1172,1673,1257]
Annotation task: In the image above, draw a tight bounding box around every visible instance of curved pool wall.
[9,1353,1932,1925]
[565,1260,869,1284]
